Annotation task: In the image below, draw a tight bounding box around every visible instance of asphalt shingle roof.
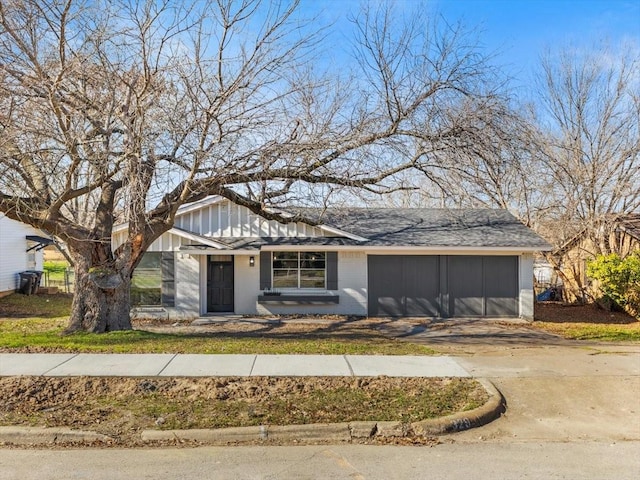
[206,236,361,250]
[302,208,551,249]
[179,207,551,250]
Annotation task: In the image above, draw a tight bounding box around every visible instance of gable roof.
[297,208,551,250]
[114,196,551,251]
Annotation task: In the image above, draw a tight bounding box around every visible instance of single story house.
[0,214,52,297]
[551,214,640,303]
[113,196,551,320]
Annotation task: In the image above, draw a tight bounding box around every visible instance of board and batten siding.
[175,200,324,238]
[0,216,44,295]
[112,231,192,252]
[112,200,325,252]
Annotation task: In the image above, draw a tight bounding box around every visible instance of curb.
[411,378,505,436]
[0,426,112,445]
[0,379,505,446]
[139,378,505,444]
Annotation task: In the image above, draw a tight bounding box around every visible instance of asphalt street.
[1,442,639,480]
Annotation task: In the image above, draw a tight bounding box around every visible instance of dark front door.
[207,257,234,312]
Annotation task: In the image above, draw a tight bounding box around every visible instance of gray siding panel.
[326,252,338,290]
[161,252,175,307]
[259,251,271,290]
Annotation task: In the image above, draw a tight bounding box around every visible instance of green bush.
[587,252,640,315]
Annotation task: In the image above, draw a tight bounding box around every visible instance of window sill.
[258,294,339,305]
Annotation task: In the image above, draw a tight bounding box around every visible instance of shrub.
[587,252,640,316]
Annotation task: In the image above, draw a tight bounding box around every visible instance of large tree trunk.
[64,249,133,333]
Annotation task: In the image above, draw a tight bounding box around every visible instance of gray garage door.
[448,256,519,317]
[368,255,518,317]
[368,255,440,316]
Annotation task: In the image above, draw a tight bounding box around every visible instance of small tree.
[587,252,640,316]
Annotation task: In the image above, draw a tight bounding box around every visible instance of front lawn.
[532,321,640,341]
[0,294,435,355]
[533,302,640,342]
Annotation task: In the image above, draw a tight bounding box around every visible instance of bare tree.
[534,44,640,242]
[410,44,640,237]
[1,0,511,332]
[398,100,547,228]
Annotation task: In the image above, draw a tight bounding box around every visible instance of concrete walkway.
[0,353,471,378]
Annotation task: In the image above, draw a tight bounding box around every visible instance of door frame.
[206,255,235,313]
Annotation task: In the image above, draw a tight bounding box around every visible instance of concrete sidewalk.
[0,353,471,378]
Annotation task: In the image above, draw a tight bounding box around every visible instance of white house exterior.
[113,196,551,320]
[0,215,48,297]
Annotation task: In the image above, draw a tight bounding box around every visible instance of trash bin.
[19,272,37,295]
[25,270,43,294]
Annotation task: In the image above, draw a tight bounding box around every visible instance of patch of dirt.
[0,376,486,448]
[132,315,424,340]
[534,302,638,324]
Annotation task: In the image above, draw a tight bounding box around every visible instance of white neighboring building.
[114,196,552,320]
[0,215,50,297]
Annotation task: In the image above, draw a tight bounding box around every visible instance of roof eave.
[261,244,551,252]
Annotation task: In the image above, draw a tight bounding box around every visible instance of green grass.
[43,260,69,274]
[533,321,640,342]
[0,325,434,354]
[43,260,70,284]
[0,294,435,355]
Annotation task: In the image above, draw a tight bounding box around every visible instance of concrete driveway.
[448,344,640,443]
[378,317,577,351]
[379,318,640,443]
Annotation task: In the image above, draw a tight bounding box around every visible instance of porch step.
[192,315,243,325]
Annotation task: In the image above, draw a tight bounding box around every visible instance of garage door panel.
[448,256,484,316]
[484,256,518,316]
[368,256,404,316]
[485,297,517,316]
[405,297,440,316]
[368,255,439,317]
[404,256,440,316]
[376,296,406,316]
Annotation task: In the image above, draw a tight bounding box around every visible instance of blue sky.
[302,0,640,87]
[433,0,639,76]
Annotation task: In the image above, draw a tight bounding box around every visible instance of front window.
[131,253,162,305]
[272,252,326,289]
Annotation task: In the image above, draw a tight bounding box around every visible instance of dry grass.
[533,302,640,341]
[0,294,435,355]
[0,376,487,446]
